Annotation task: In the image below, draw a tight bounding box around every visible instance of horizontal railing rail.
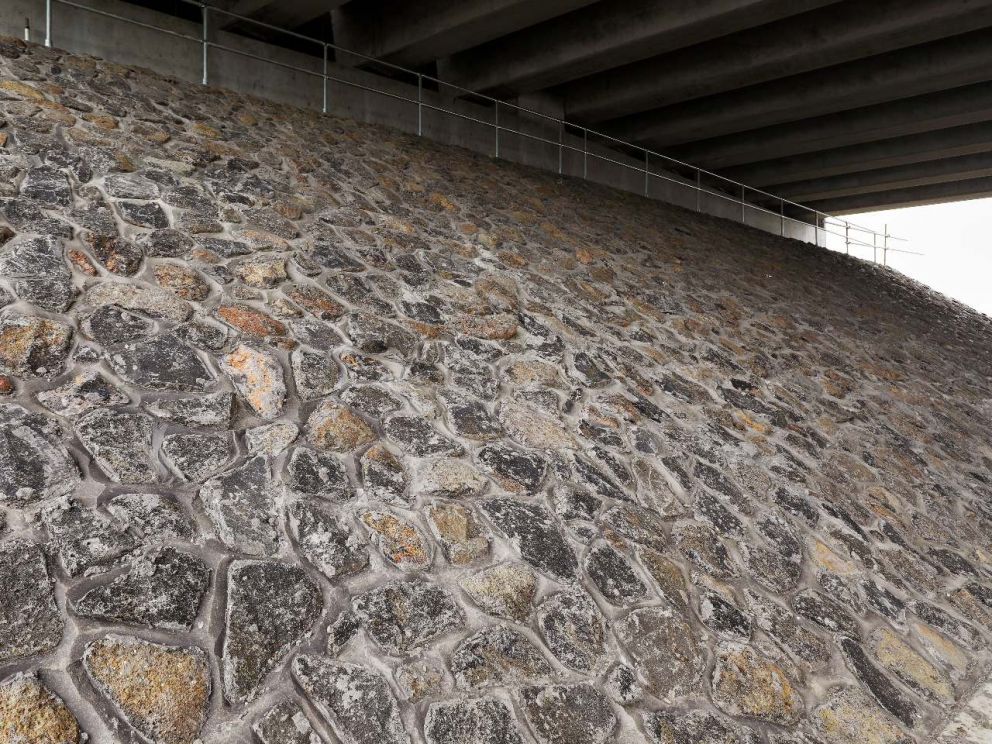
[36,0,916,264]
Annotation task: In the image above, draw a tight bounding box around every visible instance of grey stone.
[84,281,192,322]
[360,443,408,503]
[838,636,918,728]
[419,457,486,499]
[104,173,161,200]
[109,334,213,391]
[616,607,703,699]
[584,542,646,607]
[162,432,232,481]
[144,391,233,427]
[72,547,209,630]
[36,372,129,416]
[536,591,606,672]
[200,456,280,556]
[289,500,368,581]
[105,492,195,541]
[451,626,554,690]
[41,497,138,576]
[604,663,642,705]
[117,200,169,228]
[698,588,751,640]
[223,560,323,704]
[424,698,524,744]
[85,305,154,345]
[477,443,547,494]
[481,499,577,581]
[644,709,762,744]
[253,700,321,744]
[440,390,504,442]
[287,446,351,500]
[601,503,670,552]
[520,684,618,744]
[0,540,64,662]
[385,416,463,457]
[20,165,71,205]
[460,562,536,623]
[292,347,340,400]
[0,403,80,505]
[0,235,74,311]
[293,657,410,744]
[246,421,298,456]
[75,407,158,484]
[352,578,464,655]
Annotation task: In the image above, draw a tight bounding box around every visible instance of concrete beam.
[217,0,344,31]
[439,0,836,94]
[770,152,992,202]
[565,0,992,121]
[723,122,992,187]
[807,176,992,213]
[332,0,596,68]
[671,82,992,170]
[608,28,992,147]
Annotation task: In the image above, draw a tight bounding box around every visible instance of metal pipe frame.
[40,0,911,263]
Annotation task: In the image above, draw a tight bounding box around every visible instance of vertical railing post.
[321,44,328,114]
[494,101,500,159]
[845,222,850,254]
[201,3,208,86]
[24,17,30,42]
[45,0,52,47]
[695,170,701,212]
[780,198,785,237]
[417,74,423,136]
[740,184,746,223]
[558,121,563,176]
[872,231,877,263]
[582,129,588,179]
[643,150,649,196]
[883,224,889,266]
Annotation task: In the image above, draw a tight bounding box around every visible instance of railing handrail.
[39,0,911,264]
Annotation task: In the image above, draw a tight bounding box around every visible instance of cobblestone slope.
[1,36,992,744]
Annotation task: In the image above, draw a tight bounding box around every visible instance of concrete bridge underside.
[127,0,992,212]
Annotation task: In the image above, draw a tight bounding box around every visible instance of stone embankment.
[1,34,992,744]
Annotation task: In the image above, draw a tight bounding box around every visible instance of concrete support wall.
[3,0,819,246]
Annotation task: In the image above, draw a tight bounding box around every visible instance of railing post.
[872,231,877,263]
[23,17,29,42]
[582,129,588,179]
[845,222,850,254]
[321,44,328,114]
[740,184,746,223]
[695,170,701,212]
[780,199,785,236]
[644,150,649,196]
[201,3,208,86]
[883,224,889,266]
[494,101,500,159]
[417,74,423,136]
[558,121,563,176]
[45,0,51,47]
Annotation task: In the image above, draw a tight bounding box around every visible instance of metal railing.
[36,0,919,264]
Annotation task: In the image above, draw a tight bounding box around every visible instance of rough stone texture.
[223,560,322,704]
[424,698,524,744]
[460,561,537,622]
[2,36,992,743]
[352,578,464,655]
[84,635,210,744]
[252,700,320,744]
[521,684,618,744]
[292,656,409,744]
[72,547,210,630]
[0,541,64,662]
[0,673,82,744]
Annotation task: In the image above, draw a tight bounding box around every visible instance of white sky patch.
[822,198,992,317]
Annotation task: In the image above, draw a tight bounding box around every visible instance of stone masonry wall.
[1,35,992,744]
